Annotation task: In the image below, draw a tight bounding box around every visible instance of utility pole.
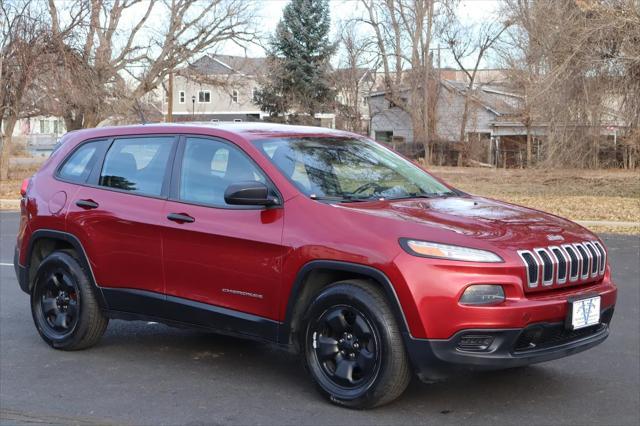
[167,72,173,123]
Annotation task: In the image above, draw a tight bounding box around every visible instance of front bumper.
[406,306,614,382]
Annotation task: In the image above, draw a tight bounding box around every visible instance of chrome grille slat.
[574,243,591,280]
[519,241,605,289]
[593,241,607,274]
[562,244,580,281]
[584,242,599,278]
[534,248,555,286]
[518,250,540,288]
[549,246,567,284]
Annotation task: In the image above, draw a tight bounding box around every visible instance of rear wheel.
[302,280,411,408]
[30,251,108,350]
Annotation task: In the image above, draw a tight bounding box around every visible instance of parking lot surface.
[1,211,638,425]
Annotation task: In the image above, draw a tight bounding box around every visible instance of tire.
[30,250,108,350]
[302,280,411,408]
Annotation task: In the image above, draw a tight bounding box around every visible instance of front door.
[161,136,285,321]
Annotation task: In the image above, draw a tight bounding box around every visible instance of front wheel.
[302,280,411,408]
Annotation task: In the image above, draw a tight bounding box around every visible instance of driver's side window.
[179,137,266,206]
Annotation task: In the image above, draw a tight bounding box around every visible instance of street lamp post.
[191,95,196,120]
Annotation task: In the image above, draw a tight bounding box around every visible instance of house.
[369,79,523,143]
[165,54,339,128]
[163,55,268,122]
[368,79,530,164]
[332,68,377,134]
[7,116,66,156]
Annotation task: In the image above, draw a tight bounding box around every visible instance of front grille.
[518,240,607,290]
[514,308,613,352]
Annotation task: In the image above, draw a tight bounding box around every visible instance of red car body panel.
[15,123,617,347]
[161,200,285,319]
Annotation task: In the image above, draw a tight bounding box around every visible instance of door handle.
[167,213,195,223]
[76,199,99,209]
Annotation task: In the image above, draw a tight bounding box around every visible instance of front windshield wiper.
[388,191,457,200]
[310,194,376,203]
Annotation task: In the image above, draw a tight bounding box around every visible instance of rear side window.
[57,140,104,183]
[99,137,174,197]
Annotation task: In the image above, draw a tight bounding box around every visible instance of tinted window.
[180,137,265,206]
[99,137,174,196]
[58,140,103,183]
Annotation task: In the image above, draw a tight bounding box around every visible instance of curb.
[577,221,640,228]
[0,199,20,210]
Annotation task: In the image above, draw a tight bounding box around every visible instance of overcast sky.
[118,0,503,69]
[232,0,502,68]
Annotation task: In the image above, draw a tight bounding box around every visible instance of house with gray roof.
[163,54,269,122]
[368,79,533,164]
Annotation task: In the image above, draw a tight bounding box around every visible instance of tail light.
[20,178,30,197]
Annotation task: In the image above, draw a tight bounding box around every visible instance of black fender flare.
[24,229,108,309]
[277,260,415,344]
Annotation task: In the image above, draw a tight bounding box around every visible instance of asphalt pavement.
[1,211,638,425]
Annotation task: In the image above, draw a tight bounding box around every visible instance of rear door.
[161,135,285,320]
[66,135,177,294]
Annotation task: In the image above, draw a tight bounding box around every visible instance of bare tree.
[443,14,510,165]
[46,0,258,130]
[360,0,443,162]
[498,0,639,169]
[333,22,378,133]
[0,0,50,180]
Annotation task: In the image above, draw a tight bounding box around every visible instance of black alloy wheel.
[310,305,380,389]
[33,268,80,337]
[303,280,411,408]
[31,251,108,350]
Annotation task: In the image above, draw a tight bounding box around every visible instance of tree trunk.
[458,94,471,165]
[0,117,18,180]
[64,111,84,131]
[526,124,532,168]
[0,137,11,181]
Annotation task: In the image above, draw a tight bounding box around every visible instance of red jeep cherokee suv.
[15,123,616,408]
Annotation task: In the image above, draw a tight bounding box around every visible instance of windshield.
[253,137,456,201]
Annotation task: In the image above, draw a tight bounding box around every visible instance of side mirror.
[224,181,279,206]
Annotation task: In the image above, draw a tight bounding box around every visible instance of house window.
[374,131,394,143]
[179,91,185,104]
[39,119,50,134]
[231,89,239,103]
[198,91,211,103]
[251,87,258,101]
[362,97,368,107]
[388,97,407,109]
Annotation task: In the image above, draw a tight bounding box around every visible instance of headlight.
[400,239,503,263]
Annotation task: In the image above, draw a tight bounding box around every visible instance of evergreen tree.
[255,0,335,121]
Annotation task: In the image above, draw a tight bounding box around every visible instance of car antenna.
[134,98,147,124]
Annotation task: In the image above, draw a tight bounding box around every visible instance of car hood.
[334,195,595,250]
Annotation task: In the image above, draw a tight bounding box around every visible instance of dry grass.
[429,166,640,234]
[1,162,42,198]
[2,158,638,234]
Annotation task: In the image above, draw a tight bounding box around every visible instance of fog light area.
[459,285,505,305]
[457,334,495,351]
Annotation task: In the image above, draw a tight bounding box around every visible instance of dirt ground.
[1,161,638,234]
[429,166,640,234]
